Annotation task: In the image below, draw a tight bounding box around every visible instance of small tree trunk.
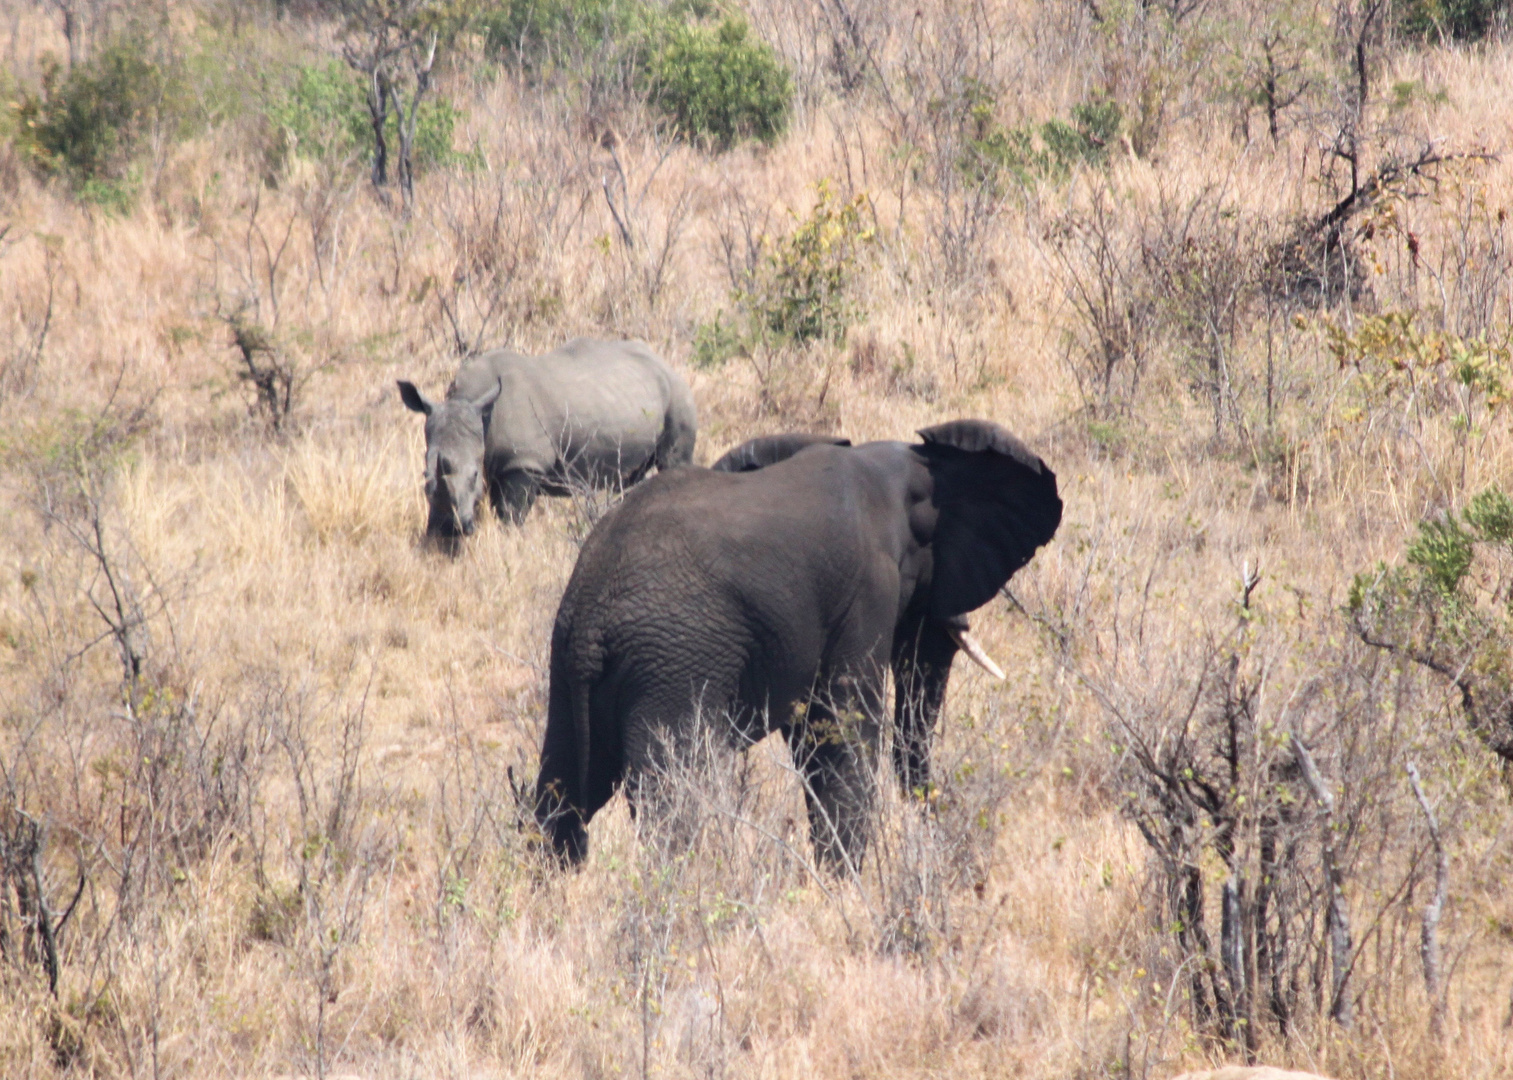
[393,32,437,215]
[1179,862,1215,1028]
[1407,762,1449,1042]
[366,69,390,188]
[1222,873,1257,1058]
[1256,816,1294,1035]
[1260,38,1280,145]
[1293,734,1353,1029]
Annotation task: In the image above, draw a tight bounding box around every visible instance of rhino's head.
[398,378,501,549]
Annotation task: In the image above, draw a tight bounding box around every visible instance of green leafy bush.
[1464,486,1513,544]
[265,60,461,171]
[691,313,746,370]
[1325,311,1511,427]
[13,40,184,193]
[743,182,871,343]
[1348,485,1513,760]
[1405,516,1476,594]
[479,0,638,68]
[1396,0,1508,41]
[965,93,1123,190]
[266,60,367,162]
[644,16,790,149]
[695,182,873,367]
[482,0,789,151]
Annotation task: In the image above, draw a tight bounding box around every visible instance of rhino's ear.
[473,378,501,411]
[711,433,851,473]
[398,380,435,415]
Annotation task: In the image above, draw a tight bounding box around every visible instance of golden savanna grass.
[2,1,1513,1077]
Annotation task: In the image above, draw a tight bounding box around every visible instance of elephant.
[709,432,850,473]
[398,338,697,545]
[533,418,1062,870]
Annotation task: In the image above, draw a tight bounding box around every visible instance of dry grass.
[2,1,1513,1077]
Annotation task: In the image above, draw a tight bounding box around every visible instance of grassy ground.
[2,1,1513,1076]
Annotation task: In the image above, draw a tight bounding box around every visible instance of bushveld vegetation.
[1,0,1513,1076]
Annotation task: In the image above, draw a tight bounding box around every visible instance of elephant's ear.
[710,433,851,473]
[916,419,1062,619]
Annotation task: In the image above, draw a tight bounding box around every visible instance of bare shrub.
[243,663,394,1078]
[711,177,774,293]
[598,133,695,314]
[0,396,279,1072]
[427,110,586,357]
[1045,180,1275,440]
[22,385,162,694]
[604,724,814,1079]
[745,0,896,110]
[883,2,1017,292]
[1142,188,1270,440]
[1357,162,1513,341]
[1041,182,1159,417]
[227,309,303,435]
[0,234,60,403]
[205,182,325,434]
[862,729,1015,961]
[1034,506,1494,1057]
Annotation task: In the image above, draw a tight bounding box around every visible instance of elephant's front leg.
[786,680,882,873]
[891,615,958,798]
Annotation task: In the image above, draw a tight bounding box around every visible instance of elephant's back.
[562,463,872,713]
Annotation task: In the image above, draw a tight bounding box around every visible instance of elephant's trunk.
[949,625,1006,681]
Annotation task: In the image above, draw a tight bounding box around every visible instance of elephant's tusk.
[949,627,1006,681]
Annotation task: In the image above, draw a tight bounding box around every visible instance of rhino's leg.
[491,468,540,525]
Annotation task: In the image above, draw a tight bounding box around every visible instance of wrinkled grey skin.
[535,419,1062,871]
[710,433,850,473]
[399,338,697,545]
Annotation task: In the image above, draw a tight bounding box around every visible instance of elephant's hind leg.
[621,713,722,859]
[785,698,880,874]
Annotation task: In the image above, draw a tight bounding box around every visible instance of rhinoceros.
[398,338,697,545]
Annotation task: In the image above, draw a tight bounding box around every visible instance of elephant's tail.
[572,679,592,796]
[537,625,605,864]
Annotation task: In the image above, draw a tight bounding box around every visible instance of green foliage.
[482,0,789,150]
[695,182,874,367]
[264,60,461,171]
[12,39,185,194]
[691,313,745,370]
[1464,487,1513,544]
[962,90,1122,190]
[1396,0,1508,41]
[266,60,368,162]
[741,182,873,345]
[1348,485,1513,759]
[644,16,790,149]
[1326,311,1512,425]
[1349,485,1513,615]
[479,0,636,67]
[1406,516,1475,594]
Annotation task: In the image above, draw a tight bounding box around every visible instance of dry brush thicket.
[2,0,1513,1076]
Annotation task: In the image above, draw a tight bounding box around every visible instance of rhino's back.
[479,340,675,478]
